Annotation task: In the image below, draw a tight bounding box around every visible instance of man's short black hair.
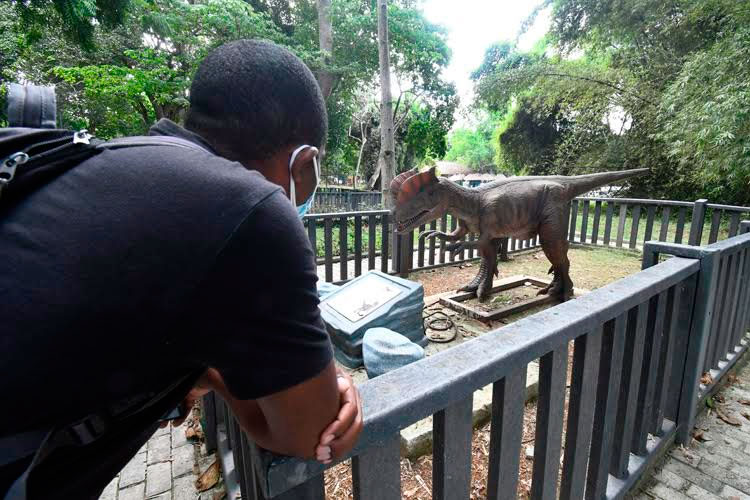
[185,39,327,162]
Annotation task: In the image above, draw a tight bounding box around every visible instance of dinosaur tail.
[563,168,649,200]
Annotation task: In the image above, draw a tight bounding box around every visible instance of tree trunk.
[316,0,335,100]
[377,0,396,209]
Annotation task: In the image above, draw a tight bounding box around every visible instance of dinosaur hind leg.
[538,236,574,301]
[457,238,501,296]
[476,239,501,301]
[458,258,486,293]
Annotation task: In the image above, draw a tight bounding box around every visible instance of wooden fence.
[312,191,383,213]
[304,198,750,284]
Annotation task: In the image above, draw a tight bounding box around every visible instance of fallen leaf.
[185,427,196,439]
[716,408,742,426]
[742,412,750,422]
[701,373,713,385]
[692,430,711,442]
[196,460,221,492]
[727,374,739,384]
[706,397,716,409]
[740,399,750,406]
[404,486,419,497]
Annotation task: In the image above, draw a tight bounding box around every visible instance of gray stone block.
[363,327,424,378]
[663,460,723,494]
[654,468,688,490]
[147,434,171,465]
[118,482,145,500]
[171,422,188,449]
[145,462,171,497]
[685,483,721,500]
[171,444,195,478]
[721,484,750,500]
[119,452,146,488]
[649,481,690,500]
[99,477,118,500]
[172,474,199,500]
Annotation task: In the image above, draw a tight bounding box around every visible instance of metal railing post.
[742,221,750,234]
[644,241,721,444]
[688,199,708,246]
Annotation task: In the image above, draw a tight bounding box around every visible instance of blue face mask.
[288,145,320,219]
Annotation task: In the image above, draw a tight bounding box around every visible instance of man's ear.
[291,146,319,183]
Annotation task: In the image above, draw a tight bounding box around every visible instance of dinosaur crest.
[391,167,438,205]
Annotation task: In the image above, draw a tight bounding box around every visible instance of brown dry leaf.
[700,373,713,385]
[716,408,742,426]
[742,412,750,422]
[404,486,419,497]
[692,430,707,442]
[185,427,196,439]
[740,399,750,406]
[196,460,221,492]
[727,374,739,384]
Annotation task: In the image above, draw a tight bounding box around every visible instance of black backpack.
[1,83,208,205]
[1,84,207,499]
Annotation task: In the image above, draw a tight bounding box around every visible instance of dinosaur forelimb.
[446,240,480,259]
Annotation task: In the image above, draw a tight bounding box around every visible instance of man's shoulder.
[91,136,281,211]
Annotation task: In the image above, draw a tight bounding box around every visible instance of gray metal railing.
[201,209,750,500]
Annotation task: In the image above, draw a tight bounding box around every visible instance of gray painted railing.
[200,209,750,500]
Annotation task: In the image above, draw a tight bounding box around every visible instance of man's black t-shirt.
[0,119,332,496]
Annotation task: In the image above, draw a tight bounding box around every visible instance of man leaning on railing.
[0,40,362,499]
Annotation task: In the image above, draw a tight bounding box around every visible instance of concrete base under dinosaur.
[319,270,427,368]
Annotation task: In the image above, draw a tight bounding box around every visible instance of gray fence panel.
[560,329,602,500]
[351,436,401,500]
[487,366,527,500]
[432,396,473,500]
[530,345,568,500]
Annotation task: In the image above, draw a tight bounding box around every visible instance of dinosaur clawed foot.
[458,282,479,293]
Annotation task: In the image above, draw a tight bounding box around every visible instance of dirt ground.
[413,245,642,297]
[323,246,642,499]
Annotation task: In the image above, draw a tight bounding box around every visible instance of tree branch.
[539,72,658,107]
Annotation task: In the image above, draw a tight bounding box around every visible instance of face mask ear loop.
[288,145,310,206]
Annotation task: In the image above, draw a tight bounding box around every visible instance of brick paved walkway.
[98,419,223,500]
[634,354,750,500]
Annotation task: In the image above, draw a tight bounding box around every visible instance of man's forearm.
[202,366,339,458]
[202,369,294,455]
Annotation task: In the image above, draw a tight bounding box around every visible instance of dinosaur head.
[390,167,445,234]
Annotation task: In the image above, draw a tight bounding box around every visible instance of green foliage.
[2,0,456,179]
[444,112,501,170]
[467,0,750,205]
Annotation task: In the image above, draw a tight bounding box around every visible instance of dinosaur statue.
[390,167,648,301]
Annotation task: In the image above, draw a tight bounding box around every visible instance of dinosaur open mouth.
[397,210,430,232]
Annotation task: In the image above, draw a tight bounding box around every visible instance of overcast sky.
[420,0,550,101]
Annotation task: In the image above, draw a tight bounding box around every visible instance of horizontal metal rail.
[253,255,700,497]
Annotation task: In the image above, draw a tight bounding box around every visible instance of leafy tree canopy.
[468,0,750,205]
[1,0,457,185]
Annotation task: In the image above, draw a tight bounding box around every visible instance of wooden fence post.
[688,199,708,246]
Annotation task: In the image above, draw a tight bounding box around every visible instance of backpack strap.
[7,84,57,129]
[98,135,211,155]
